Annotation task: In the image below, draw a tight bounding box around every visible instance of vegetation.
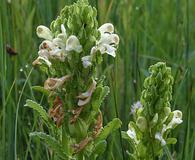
[0,0,195,159]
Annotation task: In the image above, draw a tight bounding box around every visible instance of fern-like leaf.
[92,86,110,112]
[25,99,49,122]
[30,132,74,160]
[95,118,122,142]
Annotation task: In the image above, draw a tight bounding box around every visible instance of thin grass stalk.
[14,68,33,160]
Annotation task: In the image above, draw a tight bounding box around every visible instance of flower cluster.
[33,24,82,66]
[27,0,121,159]
[124,62,182,159]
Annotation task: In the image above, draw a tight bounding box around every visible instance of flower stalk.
[25,0,121,159]
[123,62,182,160]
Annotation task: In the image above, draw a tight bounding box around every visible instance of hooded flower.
[166,110,183,130]
[34,24,82,64]
[91,23,119,58]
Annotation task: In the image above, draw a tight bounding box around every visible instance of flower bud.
[150,113,158,128]
[164,107,171,116]
[136,116,147,132]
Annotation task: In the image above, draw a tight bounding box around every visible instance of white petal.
[53,38,65,48]
[66,35,82,53]
[36,25,53,40]
[90,46,97,55]
[81,56,92,68]
[98,23,114,34]
[127,126,138,144]
[99,44,116,57]
[99,33,119,45]
[155,132,166,146]
[38,49,49,59]
[61,24,66,35]
[167,110,183,129]
[57,24,67,40]
[50,48,66,61]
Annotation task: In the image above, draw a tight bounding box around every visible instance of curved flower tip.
[155,132,166,146]
[57,24,67,40]
[98,23,114,34]
[66,35,82,53]
[36,25,53,40]
[77,79,97,106]
[44,75,70,90]
[81,55,92,68]
[32,56,51,67]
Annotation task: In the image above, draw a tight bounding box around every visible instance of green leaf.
[32,86,50,96]
[95,118,122,142]
[25,99,49,122]
[89,140,107,159]
[92,86,110,112]
[30,132,74,160]
[166,138,177,145]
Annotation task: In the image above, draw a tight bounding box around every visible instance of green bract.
[123,62,183,160]
[26,0,121,159]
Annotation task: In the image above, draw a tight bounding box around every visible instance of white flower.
[36,25,53,40]
[66,35,82,53]
[81,55,92,68]
[166,110,183,130]
[155,132,166,146]
[35,24,83,64]
[91,23,119,58]
[127,125,139,144]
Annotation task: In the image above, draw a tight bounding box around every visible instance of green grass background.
[0,0,195,159]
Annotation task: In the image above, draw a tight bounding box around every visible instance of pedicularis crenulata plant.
[25,0,121,159]
[123,62,183,160]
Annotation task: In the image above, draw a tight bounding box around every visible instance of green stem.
[164,145,173,160]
